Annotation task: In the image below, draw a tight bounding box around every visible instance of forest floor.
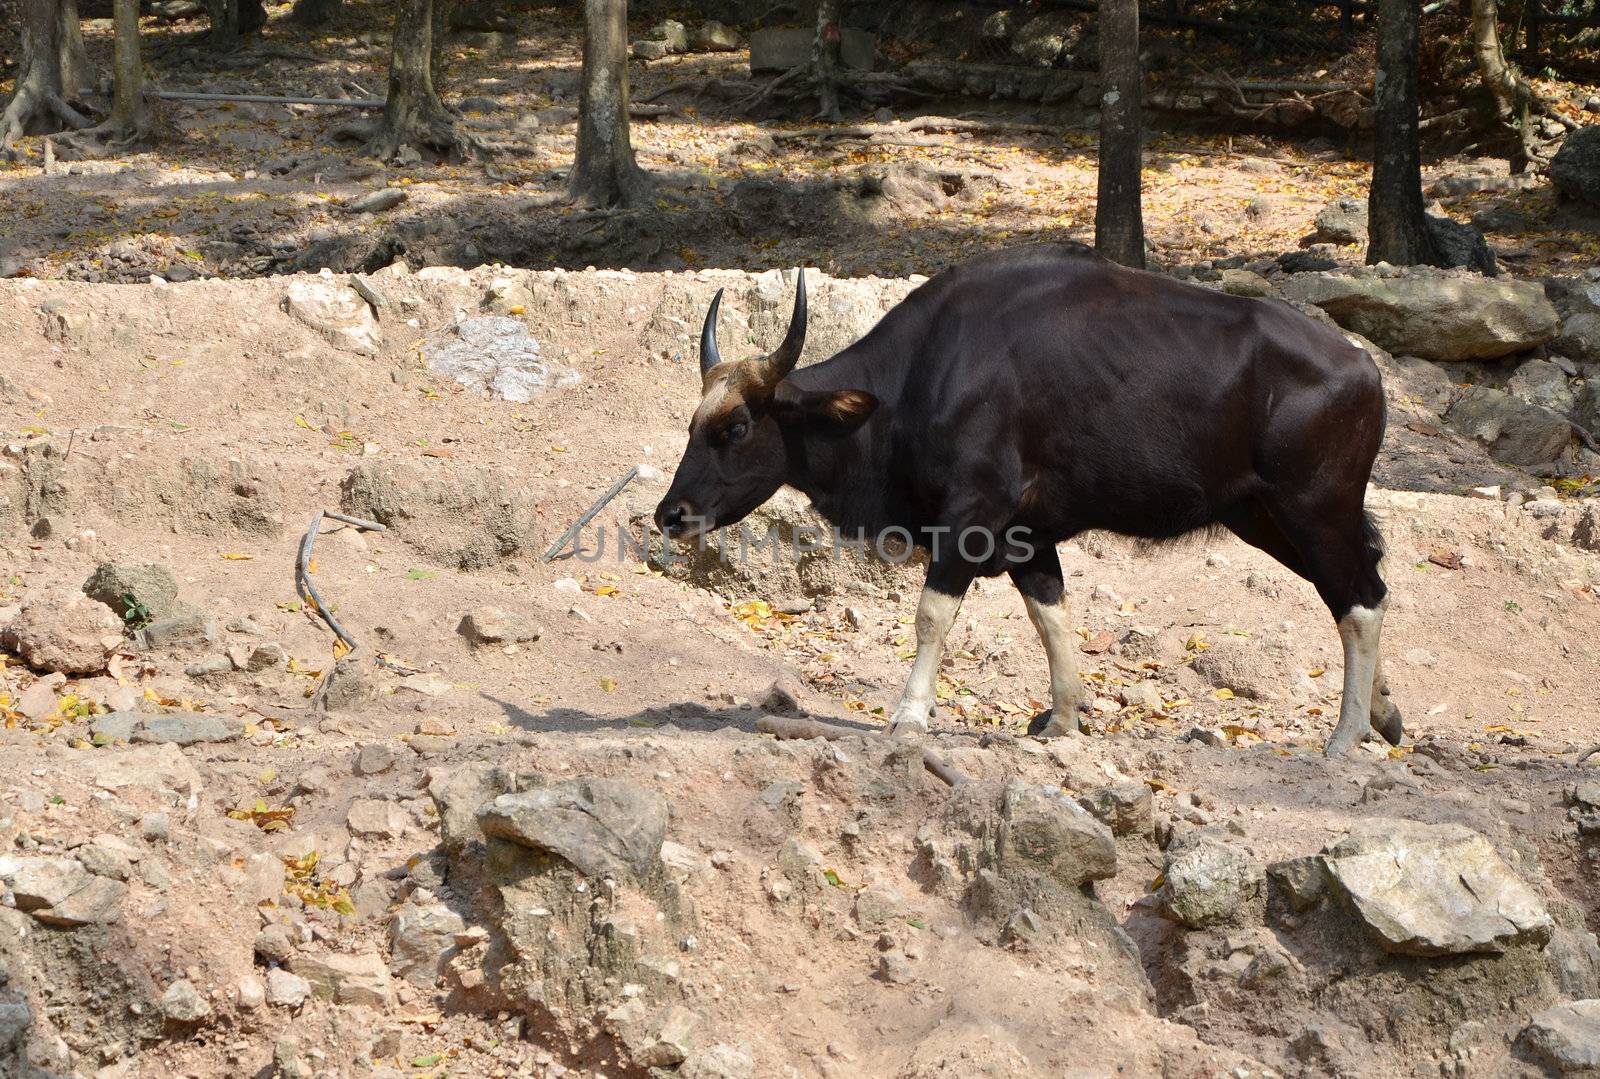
[2,2,1600,283]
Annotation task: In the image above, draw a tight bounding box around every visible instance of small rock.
[354,743,395,776]
[1518,999,1600,1074]
[255,924,295,965]
[760,678,802,716]
[1157,833,1265,929]
[184,654,234,678]
[140,812,171,842]
[29,515,68,540]
[878,950,915,984]
[142,612,218,650]
[633,39,668,60]
[0,856,91,910]
[389,900,467,988]
[246,641,288,671]
[1118,680,1164,713]
[1078,782,1154,837]
[16,678,62,720]
[457,606,540,646]
[1002,907,1043,943]
[647,18,687,52]
[290,951,395,1009]
[244,852,286,906]
[237,974,266,1010]
[160,979,212,1024]
[1,589,124,674]
[90,710,142,743]
[853,884,907,931]
[76,843,131,881]
[1312,197,1368,246]
[285,278,381,356]
[265,968,312,1008]
[347,798,408,840]
[321,655,377,710]
[33,875,126,926]
[82,562,183,624]
[342,188,407,215]
[133,711,244,746]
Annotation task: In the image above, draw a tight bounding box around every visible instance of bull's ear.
[773,385,878,432]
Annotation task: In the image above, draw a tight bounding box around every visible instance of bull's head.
[654,270,877,540]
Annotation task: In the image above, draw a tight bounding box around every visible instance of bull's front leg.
[886,560,975,739]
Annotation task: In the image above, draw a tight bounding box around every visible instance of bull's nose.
[655,499,694,537]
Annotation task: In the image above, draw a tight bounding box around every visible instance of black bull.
[655,242,1400,756]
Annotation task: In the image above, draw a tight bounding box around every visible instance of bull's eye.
[727,422,749,443]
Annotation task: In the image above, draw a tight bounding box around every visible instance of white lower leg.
[888,587,963,737]
[1023,593,1082,735]
[1326,600,1386,756]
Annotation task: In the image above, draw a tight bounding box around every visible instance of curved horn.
[699,288,725,376]
[763,268,807,383]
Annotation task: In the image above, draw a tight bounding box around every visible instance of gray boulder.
[388,899,467,988]
[477,778,668,881]
[1282,272,1559,361]
[646,19,687,53]
[1446,386,1573,467]
[1507,357,1578,414]
[1557,312,1600,364]
[1012,11,1084,66]
[133,711,245,746]
[1321,820,1553,956]
[1157,833,1265,929]
[997,780,1117,887]
[1312,197,1367,246]
[1576,381,1600,440]
[689,21,739,52]
[1552,126,1600,207]
[1518,999,1600,1074]
[1425,214,1497,276]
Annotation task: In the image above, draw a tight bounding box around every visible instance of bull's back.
[851,244,1383,539]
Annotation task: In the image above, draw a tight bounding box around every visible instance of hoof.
[1372,701,1404,747]
[1026,710,1080,739]
[1323,730,1366,758]
[887,707,931,740]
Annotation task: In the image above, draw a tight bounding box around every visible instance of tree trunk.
[203,0,266,52]
[1368,0,1436,266]
[1095,0,1145,269]
[1,0,93,154]
[107,0,148,139]
[289,0,343,26]
[367,0,478,161]
[570,0,650,207]
[813,0,842,122]
[1469,0,1537,172]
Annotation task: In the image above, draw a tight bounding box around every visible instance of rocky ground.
[1,257,1599,1079]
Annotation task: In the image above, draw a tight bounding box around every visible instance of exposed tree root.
[1,85,94,159]
[343,105,486,163]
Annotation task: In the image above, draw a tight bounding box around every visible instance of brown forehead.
[692,362,765,428]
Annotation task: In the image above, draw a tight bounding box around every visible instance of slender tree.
[570,0,650,207]
[1469,0,1536,172]
[1,0,92,154]
[1367,0,1437,265]
[1094,0,1145,268]
[813,0,843,122]
[104,0,150,142]
[368,0,478,161]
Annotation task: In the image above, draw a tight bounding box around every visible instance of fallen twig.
[771,113,1065,142]
[756,714,968,788]
[543,466,639,562]
[295,509,387,652]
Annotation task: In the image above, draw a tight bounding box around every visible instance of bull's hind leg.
[1010,547,1082,738]
[1225,499,1399,755]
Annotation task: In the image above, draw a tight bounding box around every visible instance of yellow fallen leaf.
[332,638,352,659]
[220,552,253,561]
[595,584,618,597]
[1213,688,1235,700]
[294,415,312,429]
[1307,667,1326,678]
[598,676,617,692]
